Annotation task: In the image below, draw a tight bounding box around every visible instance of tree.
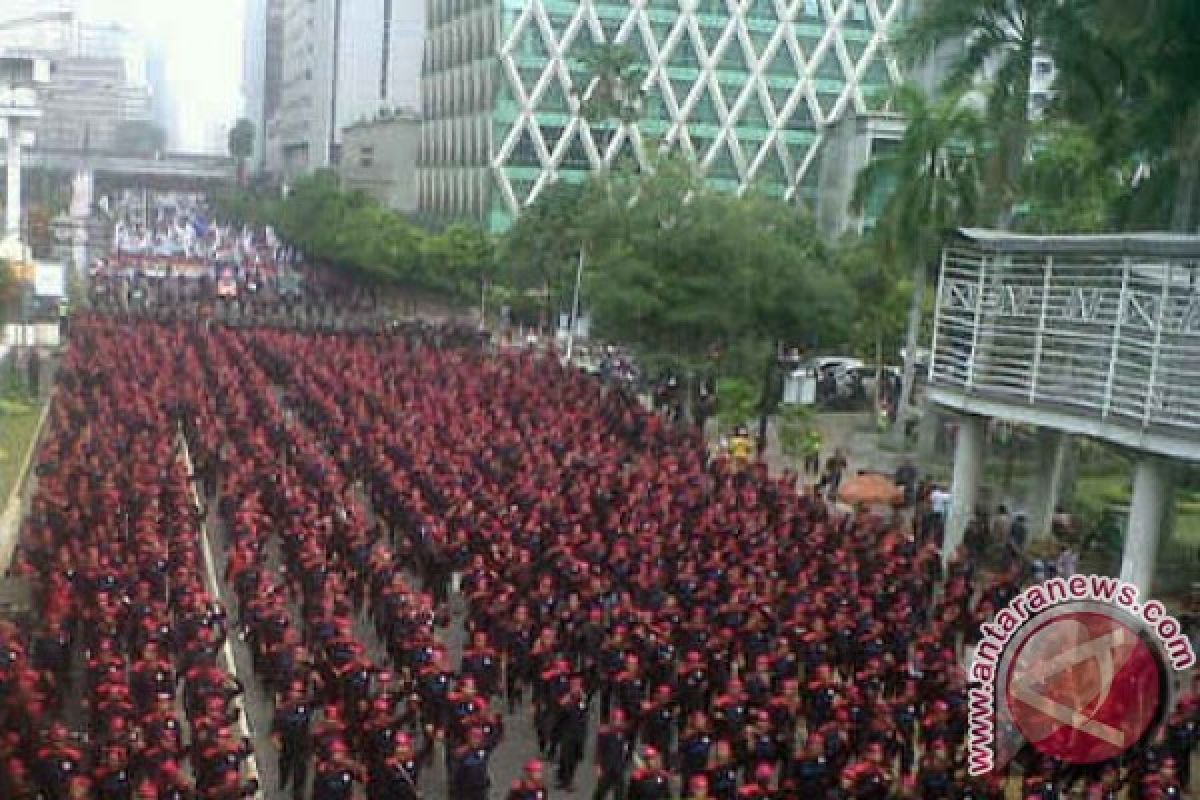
[0,259,14,324]
[228,118,256,185]
[583,158,851,379]
[499,181,589,324]
[576,43,647,155]
[422,223,494,303]
[1052,0,1200,232]
[839,239,910,395]
[1013,122,1119,233]
[900,0,1092,223]
[853,85,983,445]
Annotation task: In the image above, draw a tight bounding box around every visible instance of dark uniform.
[593,720,631,800]
[627,767,672,800]
[312,762,358,800]
[451,746,491,800]
[507,779,549,800]
[273,699,315,800]
[370,757,419,800]
[555,690,589,789]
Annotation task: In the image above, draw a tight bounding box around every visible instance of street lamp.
[563,75,644,365]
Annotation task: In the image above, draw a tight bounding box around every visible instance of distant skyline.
[82,0,246,153]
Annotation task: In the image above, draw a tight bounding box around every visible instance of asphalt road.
[193,399,606,800]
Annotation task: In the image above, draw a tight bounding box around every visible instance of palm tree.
[853,85,984,446]
[574,43,646,159]
[1052,0,1200,232]
[901,0,1092,223]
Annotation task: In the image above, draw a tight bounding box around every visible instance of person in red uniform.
[627,747,671,800]
[507,759,550,800]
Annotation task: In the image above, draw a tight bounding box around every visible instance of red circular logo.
[1005,610,1163,764]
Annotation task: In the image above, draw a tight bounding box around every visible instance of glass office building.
[419,0,907,232]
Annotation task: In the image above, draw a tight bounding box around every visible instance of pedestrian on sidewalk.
[802,428,822,477]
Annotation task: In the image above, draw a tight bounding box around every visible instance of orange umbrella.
[838,472,903,506]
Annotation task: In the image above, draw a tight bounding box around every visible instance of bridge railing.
[929,229,1200,441]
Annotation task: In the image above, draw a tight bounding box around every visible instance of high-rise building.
[243,0,284,168]
[419,0,909,232]
[271,0,424,180]
[146,44,177,150]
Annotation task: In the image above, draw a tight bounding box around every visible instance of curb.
[0,391,54,574]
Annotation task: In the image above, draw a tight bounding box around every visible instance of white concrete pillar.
[1120,456,1171,593]
[1028,429,1070,540]
[70,168,93,220]
[944,413,986,563]
[5,121,20,237]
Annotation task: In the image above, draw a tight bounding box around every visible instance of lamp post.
[564,246,585,363]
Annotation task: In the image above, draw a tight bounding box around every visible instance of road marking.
[179,431,264,799]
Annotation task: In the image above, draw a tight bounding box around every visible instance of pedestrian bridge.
[927,229,1200,593]
[928,229,1200,462]
[0,147,234,184]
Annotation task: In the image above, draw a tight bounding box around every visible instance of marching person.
[507,759,549,800]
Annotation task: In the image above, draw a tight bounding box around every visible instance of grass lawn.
[0,396,43,506]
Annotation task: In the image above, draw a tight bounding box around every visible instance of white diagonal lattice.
[424,0,907,222]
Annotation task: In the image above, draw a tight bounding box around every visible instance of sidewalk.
[756,410,904,478]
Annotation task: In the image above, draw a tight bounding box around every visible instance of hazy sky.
[84,0,246,152]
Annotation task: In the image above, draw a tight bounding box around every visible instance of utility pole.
[564,246,585,363]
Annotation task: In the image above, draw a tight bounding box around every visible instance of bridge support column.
[0,119,24,261]
[1028,429,1069,540]
[70,168,93,220]
[944,413,985,563]
[1120,456,1172,593]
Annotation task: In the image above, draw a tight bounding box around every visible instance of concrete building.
[0,3,79,54]
[0,6,154,154]
[816,109,904,237]
[242,0,284,169]
[0,54,48,261]
[339,112,420,213]
[272,0,425,180]
[1028,51,1056,121]
[419,0,910,232]
[36,56,153,152]
[928,229,1200,592]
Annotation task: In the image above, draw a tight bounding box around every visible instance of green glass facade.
[419,0,907,232]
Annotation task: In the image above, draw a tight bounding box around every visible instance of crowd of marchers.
[0,316,1194,800]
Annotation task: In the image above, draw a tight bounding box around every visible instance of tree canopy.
[213,173,491,302]
[502,157,853,375]
[228,118,255,161]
